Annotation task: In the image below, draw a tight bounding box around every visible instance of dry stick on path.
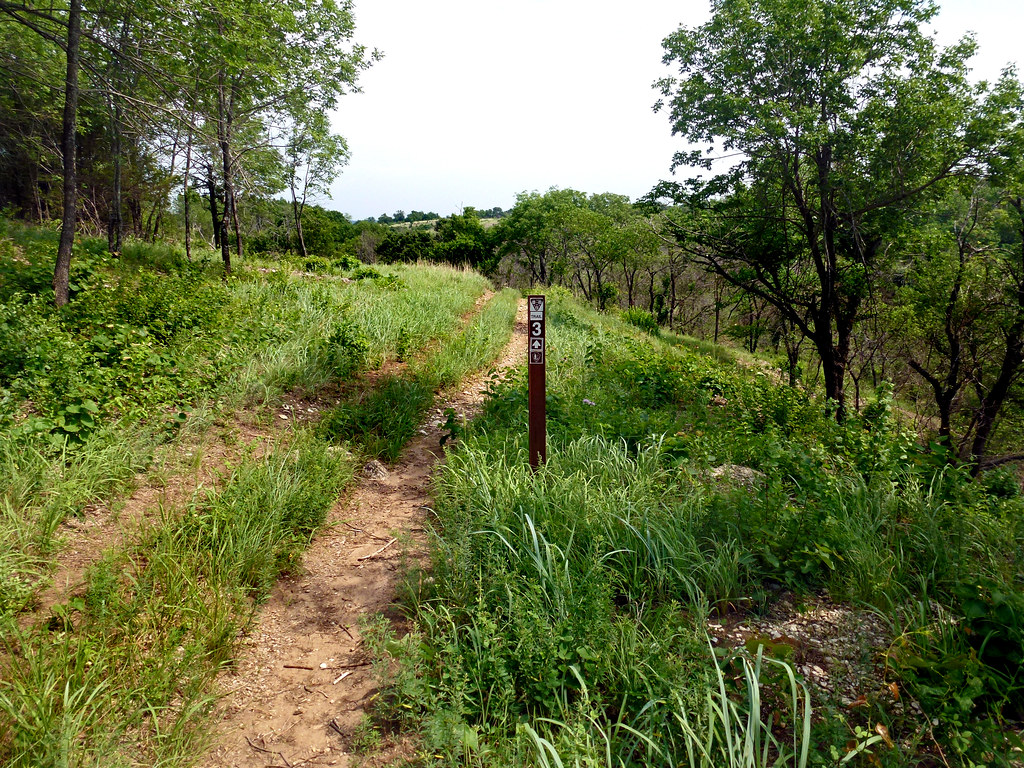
[356,538,396,561]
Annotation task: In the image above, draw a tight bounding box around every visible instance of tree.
[655,0,989,419]
[282,109,348,259]
[432,209,496,271]
[966,70,1024,469]
[54,0,81,307]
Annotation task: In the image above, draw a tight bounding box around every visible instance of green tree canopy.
[655,0,993,418]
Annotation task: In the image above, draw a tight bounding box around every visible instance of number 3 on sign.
[531,321,542,337]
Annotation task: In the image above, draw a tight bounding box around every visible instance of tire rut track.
[204,298,528,768]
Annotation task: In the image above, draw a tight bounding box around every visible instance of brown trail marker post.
[528,295,546,469]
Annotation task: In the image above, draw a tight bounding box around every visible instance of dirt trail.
[23,289,500,630]
[205,299,528,768]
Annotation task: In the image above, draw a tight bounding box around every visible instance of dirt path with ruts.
[204,298,528,768]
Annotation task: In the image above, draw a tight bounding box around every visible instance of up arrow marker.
[530,338,543,350]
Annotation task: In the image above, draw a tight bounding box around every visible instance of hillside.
[0,220,518,764]
[0,221,1022,767]
[363,292,1024,766]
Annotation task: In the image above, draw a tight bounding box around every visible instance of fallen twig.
[245,736,292,767]
[332,671,352,685]
[330,660,370,670]
[357,538,397,560]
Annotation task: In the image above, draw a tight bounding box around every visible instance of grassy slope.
[368,288,1024,767]
[0,223,512,765]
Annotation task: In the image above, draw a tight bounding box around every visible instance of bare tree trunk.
[106,16,129,257]
[291,195,308,259]
[206,168,221,249]
[108,102,122,255]
[184,128,193,261]
[54,0,82,307]
[232,186,242,259]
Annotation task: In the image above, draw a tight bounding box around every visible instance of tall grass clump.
[343,263,490,365]
[317,288,518,461]
[419,287,519,387]
[318,374,436,462]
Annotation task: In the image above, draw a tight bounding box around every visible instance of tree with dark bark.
[53,0,81,307]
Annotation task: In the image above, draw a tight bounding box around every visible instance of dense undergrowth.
[0,219,513,765]
[368,289,1024,767]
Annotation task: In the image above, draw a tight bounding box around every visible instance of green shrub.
[333,253,361,270]
[621,307,660,336]
[316,316,369,379]
[302,256,332,272]
[351,266,381,280]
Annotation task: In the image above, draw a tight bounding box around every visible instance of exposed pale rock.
[710,464,765,489]
[362,459,389,479]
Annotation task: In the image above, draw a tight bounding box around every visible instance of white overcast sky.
[326,0,1022,221]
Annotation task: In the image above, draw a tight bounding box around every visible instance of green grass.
[418,287,519,387]
[0,431,354,766]
[367,287,1024,766]
[0,226,494,619]
[341,263,490,367]
[0,223,507,764]
[317,287,519,461]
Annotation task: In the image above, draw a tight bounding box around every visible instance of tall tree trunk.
[183,128,193,261]
[291,194,308,259]
[231,186,242,259]
[814,315,849,422]
[106,16,129,257]
[108,101,123,255]
[143,201,157,242]
[206,169,221,249]
[967,327,1024,472]
[54,0,82,307]
[216,70,235,274]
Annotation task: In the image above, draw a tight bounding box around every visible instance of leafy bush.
[333,253,361,270]
[621,306,660,335]
[302,255,333,272]
[351,266,381,280]
[315,316,369,379]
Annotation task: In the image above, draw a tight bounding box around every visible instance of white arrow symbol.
[531,339,543,349]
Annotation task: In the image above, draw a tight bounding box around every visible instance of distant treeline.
[363,208,507,225]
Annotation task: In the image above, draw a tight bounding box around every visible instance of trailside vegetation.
[367,288,1024,766]
[0,220,515,763]
[0,0,376,294]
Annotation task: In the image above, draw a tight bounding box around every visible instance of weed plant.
[342,263,490,367]
[371,288,1024,766]
[418,287,519,387]
[317,287,518,461]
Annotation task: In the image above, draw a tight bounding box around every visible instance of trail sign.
[528,295,546,469]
